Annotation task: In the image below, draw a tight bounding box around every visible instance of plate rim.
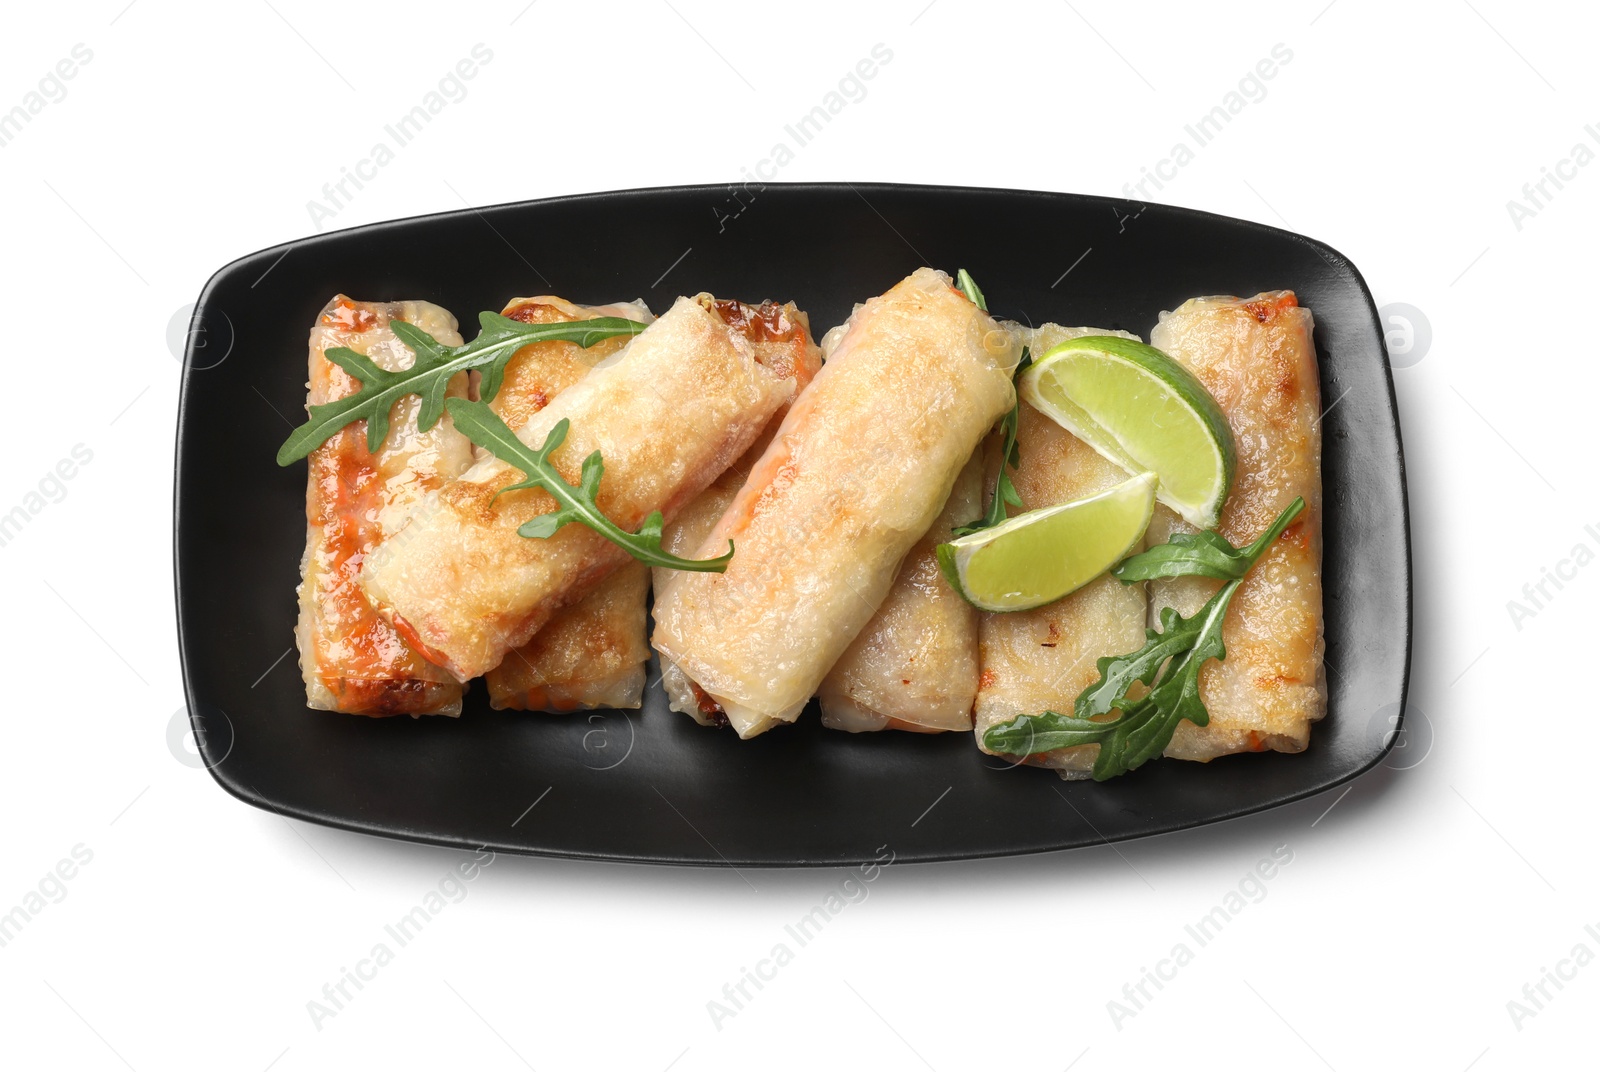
[174,181,1412,867]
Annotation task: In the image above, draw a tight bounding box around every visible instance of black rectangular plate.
[175,182,1410,867]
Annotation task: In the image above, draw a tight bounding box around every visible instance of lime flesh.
[1020,336,1235,530]
[937,472,1157,612]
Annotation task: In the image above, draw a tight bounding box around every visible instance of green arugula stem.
[952,348,1032,538]
[982,496,1307,779]
[949,267,1034,539]
[277,312,648,465]
[444,399,733,573]
[1112,497,1305,583]
[955,268,987,311]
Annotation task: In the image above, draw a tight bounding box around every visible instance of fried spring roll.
[485,562,652,710]
[476,296,655,712]
[363,295,812,681]
[973,324,1150,776]
[481,296,653,431]
[651,268,1021,738]
[653,306,824,727]
[1147,292,1325,760]
[295,297,473,716]
[818,450,984,733]
[655,469,750,727]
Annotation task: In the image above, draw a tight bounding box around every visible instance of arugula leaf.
[951,349,1033,539]
[981,709,1123,754]
[276,313,648,465]
[983,582,1240,779]
[947,267,1033,539]
[982,496,1306,779]
[443,399,734,573]
[1087,584,1236,777]
[1071,604,1203,719]
[955,268,987,311]
[1112,497,1305,582]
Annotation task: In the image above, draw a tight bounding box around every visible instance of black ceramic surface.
[175,183,1410,867]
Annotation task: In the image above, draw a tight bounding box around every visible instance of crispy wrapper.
[363,295,812,681]
[295,297,472,716]
[1148,292,1325,762]
[652,268,1020,738]
[973,324,1149,775]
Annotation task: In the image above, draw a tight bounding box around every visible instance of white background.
[1,1,1594,1069]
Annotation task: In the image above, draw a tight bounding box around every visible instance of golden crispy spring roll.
[363,295,813,681]
[655,470,750,727]
[477,295,655,712]
[1147,292,1325,760]
[481,296,652,430]
[973,325,1149,775]
[485,562,651,710]
[653,304,824,726]
[295,297,473,716]
[652,268,1021,738]
[818,451,983,733]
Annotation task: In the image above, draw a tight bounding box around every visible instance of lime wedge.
[1020,336,1235,530]
[937,472,1157,612]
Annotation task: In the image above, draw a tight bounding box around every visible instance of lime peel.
[937,471,1158,613]
[1019,336,1235,530]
